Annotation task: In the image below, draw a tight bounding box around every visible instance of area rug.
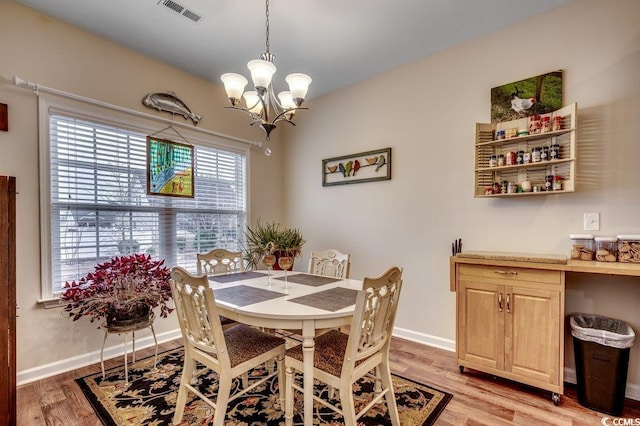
[76,348,452,426]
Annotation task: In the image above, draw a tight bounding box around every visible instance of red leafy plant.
[61,254,174,325]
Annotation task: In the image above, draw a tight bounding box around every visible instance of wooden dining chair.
[284,266,403,426]
[308,248,351,278]
[170,267,286,426]
[197,248,245,275]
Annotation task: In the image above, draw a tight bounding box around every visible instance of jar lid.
[570,234,594,239]
[616,235,640,240]
[594,236,617,242]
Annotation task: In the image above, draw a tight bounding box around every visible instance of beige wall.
[0,1,283,373]
[283,0,640,393]
[2,0,640,398]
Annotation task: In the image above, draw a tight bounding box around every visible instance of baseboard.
[17,329,182,386]
[563,367,640,402]
[392,326,456,352]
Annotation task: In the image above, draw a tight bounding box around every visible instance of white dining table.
[206,270,361,426]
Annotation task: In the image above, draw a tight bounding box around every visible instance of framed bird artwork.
[322,148,391,187]
[490,70,563,123]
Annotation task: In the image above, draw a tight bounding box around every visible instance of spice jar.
[544,175,553,191]
[541,116,551,133]
[550,144,560,160]
[570,234,594,260]
[617,235,640,263]
[552,176,563,191]
[492,182,501,194]
[497,154,505,167]
[595,237,618,262]
[522,152,531,164]
[496,130,506,140]
[506,151,516,166]
[529,115,541,134]
[516,151,524,164]
[552,116,563,131]
[501,180,508,194]
[531,147,541,163]
[540,146,549,161]
[489,155,497,168]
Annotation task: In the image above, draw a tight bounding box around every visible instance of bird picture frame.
[322,147,391,187]
[490,70,563,123]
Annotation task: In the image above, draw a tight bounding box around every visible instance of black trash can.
[570,313,635,416]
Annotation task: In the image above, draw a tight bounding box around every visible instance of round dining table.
[206,270,361,426]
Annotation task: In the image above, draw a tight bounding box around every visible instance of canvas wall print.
[322,148,391,186]
[491,70,563,123]
[146,136,194,198]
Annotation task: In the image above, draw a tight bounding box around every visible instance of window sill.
[37,297,66,309]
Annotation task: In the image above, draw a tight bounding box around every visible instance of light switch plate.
[584,213,600,231]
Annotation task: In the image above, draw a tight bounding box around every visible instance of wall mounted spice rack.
[474,103,577,198]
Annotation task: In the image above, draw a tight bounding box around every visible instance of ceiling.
[13,0,572,99]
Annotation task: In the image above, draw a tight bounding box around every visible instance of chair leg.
[379,361,400,426]
[213,374,233,426]
[339,383,357,426]
[276,354,285,408]
[173,354,195,425]
[284,366,294,426]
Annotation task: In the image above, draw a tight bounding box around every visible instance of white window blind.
[48,114,247,294]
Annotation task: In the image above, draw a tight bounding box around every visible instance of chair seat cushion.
[286,329,361,377]
[225,325,285,367]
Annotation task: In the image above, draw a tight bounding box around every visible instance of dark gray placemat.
[287,287,359,312]
[208,270,265,283]
[213,285,286,307]
[273,273,343,287]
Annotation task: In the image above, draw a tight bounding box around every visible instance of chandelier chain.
[265,0,270,54]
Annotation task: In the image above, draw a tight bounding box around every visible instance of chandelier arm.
[271,107,309,124]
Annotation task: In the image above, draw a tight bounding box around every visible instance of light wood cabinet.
[474,103,577,197]
[455,263,564,404]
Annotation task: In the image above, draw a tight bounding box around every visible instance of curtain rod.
[11,75,262,149]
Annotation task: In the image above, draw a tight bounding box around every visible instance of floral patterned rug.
[76,348,452,425]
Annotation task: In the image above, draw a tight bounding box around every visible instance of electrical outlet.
[584,213,600,231]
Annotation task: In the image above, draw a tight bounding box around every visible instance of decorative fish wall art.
[322,148,392,187]
[142,92,202,126]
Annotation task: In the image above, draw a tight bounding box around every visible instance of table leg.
[301,321,315,426]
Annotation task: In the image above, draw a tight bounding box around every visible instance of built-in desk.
[450,251,640,405]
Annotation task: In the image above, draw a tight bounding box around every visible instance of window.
[40,98,247,299]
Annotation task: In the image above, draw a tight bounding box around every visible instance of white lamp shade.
[220,73,248,100]
[277,91,296,110]
[243,91,263,114]
[247,59,277,89]
[286,73,312,101]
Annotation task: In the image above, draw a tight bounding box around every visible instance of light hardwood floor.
[17,337,640,425]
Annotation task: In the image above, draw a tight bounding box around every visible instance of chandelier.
[220,0,312,154]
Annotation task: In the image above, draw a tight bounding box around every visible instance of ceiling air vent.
[157,0,204,24]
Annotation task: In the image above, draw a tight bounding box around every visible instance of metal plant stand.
[100,313,158,384]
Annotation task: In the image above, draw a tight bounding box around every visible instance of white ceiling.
[13,0,573,99]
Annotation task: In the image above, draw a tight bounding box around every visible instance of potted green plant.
[243,221,306,270]
[60,253,174,327]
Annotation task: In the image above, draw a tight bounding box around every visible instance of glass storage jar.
[570,234,594,261]
[594,237,618,262]
[616,235,640,263]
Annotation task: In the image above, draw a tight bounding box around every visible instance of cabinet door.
[504,286,560,385]
[457,279,504,370]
